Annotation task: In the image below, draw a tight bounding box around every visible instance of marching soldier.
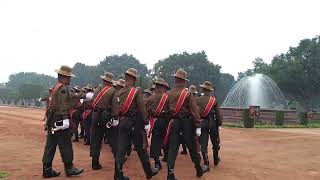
[69,86,82,142]
[164,69,206,180]
[42,65,84,178]
[39,87,53,122]
[112,68,159,180]
[109,79,125,157]
[147,78,170,171]
[197,81,223,170]
[90,72,116,170]
[82,84,94,145]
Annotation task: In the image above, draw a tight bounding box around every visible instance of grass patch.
[223,120,320,129]
[0,171,9,178]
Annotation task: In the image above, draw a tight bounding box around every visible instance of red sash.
[49,83,63,107]
[82,85,112,120]
[163,89,188,146]
[148,93,168,137]
[120,87,138,114]
[201,96,216,118]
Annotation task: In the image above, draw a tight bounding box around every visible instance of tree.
[7,72,56,90]
[18,84,42,100]
[152,51,234,101]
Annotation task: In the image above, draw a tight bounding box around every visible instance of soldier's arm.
[188,93,203,128]
[111,92,119,117]
[136,90,148,125]
[215,103,223,126]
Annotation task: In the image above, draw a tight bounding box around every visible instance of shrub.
[275,111,284,126]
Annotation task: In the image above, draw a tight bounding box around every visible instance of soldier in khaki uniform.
[109,79,125,157]
[42,65,84,178]
[165,69,205,180]
[90,72,116,170]
[69,86,82,142]
[112,68,159,180]
[82,84,94,145]
[146,78,170,171]
[40,87,53,122]
[197,81,223,170]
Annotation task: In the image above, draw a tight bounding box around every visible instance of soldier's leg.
[210,127,220,166]
[42,132,60,178]
[57,129,84,177]
[167,119,181,179]
[79,121,84,138]
[150,119,166,170]
[115,119,133,179]
[182,119,204,177]
[180,134,188,155]
[200,126,210,172]
[132,126,159,179]
[90,112,104,170]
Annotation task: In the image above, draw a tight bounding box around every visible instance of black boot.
[154,158,162,170]
[73,138,79,142]
[92,158,102,170]
[213,150,220,166]
[195,165,204,177]
[167,165,177,180]
[43,164,60,178]
[202,152,210,172]
[64,163,84,177]
[114,162,129,180]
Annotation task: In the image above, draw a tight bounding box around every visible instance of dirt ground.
[0,106,320,180]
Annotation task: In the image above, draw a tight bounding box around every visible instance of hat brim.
[173,75,189,81]
[100,75,114,83]
[154,82,169,89]
[200,85,214,91]
[55,69,76,77]
[125,72,139,78]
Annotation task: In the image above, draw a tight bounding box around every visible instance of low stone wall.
[221,107,299,125]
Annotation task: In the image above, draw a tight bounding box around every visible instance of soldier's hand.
[196,128,201,137]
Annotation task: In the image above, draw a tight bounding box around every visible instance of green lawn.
[223,120,320,128]
[0,171,8,178]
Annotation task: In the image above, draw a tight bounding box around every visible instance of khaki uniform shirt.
[112,85,148,124]
[146,91,170,117]
[168,87,203,128]
[91,84,115,111]
[196,95,223,126]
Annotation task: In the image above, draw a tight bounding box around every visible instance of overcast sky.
[0,0,319,83]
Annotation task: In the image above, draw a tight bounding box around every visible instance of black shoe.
[66,166,84,177]
[147,167,159,179]
[167,167,177,180]
[114,162,129,180]
[162,156,167,162]
[214,157,220,166]
[196,165,204,177]
[180,150,187,155]
[154,158,162,170]
[73,138,79,142]
[43,165,60,178]
[84,141,90,145]
[92,159,102,170]
[79,135,84,139]
[202,152,210,172]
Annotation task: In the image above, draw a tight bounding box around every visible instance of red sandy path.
[0,106,320,180]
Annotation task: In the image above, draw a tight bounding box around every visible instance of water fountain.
[222,74,287,109]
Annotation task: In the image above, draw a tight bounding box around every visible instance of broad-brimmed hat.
[143,89,152,95]
[100,72,114,83]
[117,79,125,87]
[55,65,75,77]
[72,86,81,92]
[154,78,169,89]
[48,86,54,91]
[83,84,93,91]
[112,80,118,87]
[189,85,198,94]
[173,69,188,81]
[200,81,214,91]
[125,68,139,78]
